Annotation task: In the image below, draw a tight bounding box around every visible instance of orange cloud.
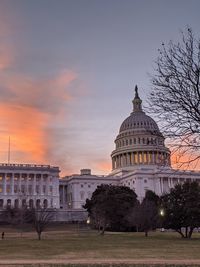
[0,70,78,166]
[0,104,49,163]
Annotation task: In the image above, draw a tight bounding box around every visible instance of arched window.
[43,199,48,209]
[80,191,85,200]
[36,199,41,209]
[7,199,11,208]
[14,199,19,209]
[22,199,26,208]
[29,199,34,209]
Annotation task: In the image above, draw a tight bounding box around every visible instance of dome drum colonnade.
[111,86,171,170]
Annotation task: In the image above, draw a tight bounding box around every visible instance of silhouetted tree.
[149,27,200,166]
[161,181,200,238]
[127,190,160,236]
[83,184,138,234]
[28,208,53,240]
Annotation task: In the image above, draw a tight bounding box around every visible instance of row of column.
[0,173,53,196]
[112,151,169,169]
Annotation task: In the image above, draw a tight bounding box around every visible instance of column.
[19,173,22,194]
[126,153,129,166]
[146,152,149,164]
[25,174,28,195]
[11,173,14,195]
[40,176,43,195]
[133,152,136,164]
[142,152,144,164]
[33,174,36,195]
[62,185,65,205]
[3,173,6,195]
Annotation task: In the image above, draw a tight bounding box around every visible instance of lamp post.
[159,208,165,232]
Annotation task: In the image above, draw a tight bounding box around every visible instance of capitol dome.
[111,86,171,171]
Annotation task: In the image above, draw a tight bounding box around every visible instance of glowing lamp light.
[160,209,165,216]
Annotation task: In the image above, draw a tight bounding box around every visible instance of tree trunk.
[145,230,148,237]
[177,229,185,238]
[38,232,41,240]
[188,227,194,239]
[185,226,188,238]
[100,226,105,235]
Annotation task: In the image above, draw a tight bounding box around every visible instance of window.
[43,185,46,193]
[81,184,83,188]
[21,185,25,193]
[50,186,53,194]
[6,185,11,193]
[36,185,39,194]
[144,179,147,183]
[28,185,32,194]
[80,191,85,200]
[14,185,18,193]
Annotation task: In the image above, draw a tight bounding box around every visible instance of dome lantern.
[132,85,143,113]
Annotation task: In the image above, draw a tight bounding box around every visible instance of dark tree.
[127,190,160,236]
[149,28,200,166]
[83,184,137,234]
[28,208,53,240]
[161,181,200,238]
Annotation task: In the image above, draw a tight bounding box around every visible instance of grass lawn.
[0,224,200,266]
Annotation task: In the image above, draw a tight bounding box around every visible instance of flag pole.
[8,136,10,164]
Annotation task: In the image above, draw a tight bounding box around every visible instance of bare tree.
[149,28,200,167]
[28,208,54,240]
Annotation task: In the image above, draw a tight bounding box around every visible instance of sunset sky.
[0,0,199,176]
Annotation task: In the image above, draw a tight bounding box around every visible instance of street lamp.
[160,209,165,216]
[159,208,165,232]
[86,217,90,224]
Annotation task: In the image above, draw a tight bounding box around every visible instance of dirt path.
[1,258,200,266]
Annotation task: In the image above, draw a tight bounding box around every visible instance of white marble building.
[0,163,60,209]
[60,86,200,209]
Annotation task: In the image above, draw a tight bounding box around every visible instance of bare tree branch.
[149,27,200,167]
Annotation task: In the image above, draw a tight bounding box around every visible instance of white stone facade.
[0,163,60,209]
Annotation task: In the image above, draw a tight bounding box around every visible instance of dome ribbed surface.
[119,112,160,133]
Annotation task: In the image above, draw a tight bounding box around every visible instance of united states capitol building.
[1,87,200,220]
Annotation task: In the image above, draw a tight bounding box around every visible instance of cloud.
[0,69,79,168]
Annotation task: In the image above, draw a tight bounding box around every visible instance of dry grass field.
[0,224,200,266]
